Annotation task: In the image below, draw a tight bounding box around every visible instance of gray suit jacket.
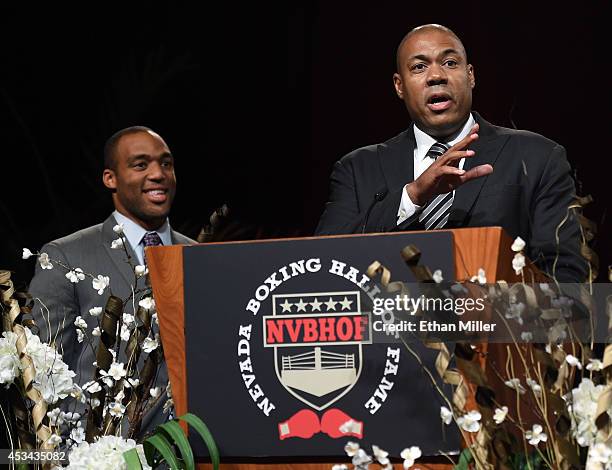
[28,214,195,436]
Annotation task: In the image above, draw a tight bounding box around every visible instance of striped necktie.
[418,142,453,230]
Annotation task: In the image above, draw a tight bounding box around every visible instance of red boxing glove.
[278,409,320,440]
[320,408,363,439]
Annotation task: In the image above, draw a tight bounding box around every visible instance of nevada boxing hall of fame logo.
[236,257,403,442]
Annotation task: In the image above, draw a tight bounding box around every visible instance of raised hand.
[406,123,493,206]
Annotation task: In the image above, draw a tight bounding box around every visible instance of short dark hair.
[103,126,155,170]
[395,24,467,72]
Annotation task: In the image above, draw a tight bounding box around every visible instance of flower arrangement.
[0,223,218,469]
[331,235,611,470]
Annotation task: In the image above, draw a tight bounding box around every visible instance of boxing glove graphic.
[278,409,320,440]
[320,408,363,439]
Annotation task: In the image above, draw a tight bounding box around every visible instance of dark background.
[1,2,609,285]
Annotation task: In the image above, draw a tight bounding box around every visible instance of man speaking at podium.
[316,24,587,283]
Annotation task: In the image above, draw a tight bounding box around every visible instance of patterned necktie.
[418,142,454,230]
[142,231,163,264]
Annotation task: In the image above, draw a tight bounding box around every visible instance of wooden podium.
[147,227,526,470]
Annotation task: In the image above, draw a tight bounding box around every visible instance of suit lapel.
[101,215,139,287]
[448,113,509,226]
[377,129,416,192]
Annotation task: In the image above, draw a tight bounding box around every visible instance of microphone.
[361,189,388,234]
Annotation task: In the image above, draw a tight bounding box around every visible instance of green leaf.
[177,413,220,470]
[454,448,473,470]
[144,432,182,470]
[158,420,195,470]
[123,448,144,470]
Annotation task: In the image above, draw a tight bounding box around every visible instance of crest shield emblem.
[263,291,370,411]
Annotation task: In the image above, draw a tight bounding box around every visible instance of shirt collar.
[112,210,173,251]
[413,113,476,161]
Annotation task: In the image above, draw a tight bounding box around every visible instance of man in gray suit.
[29,126,195,436]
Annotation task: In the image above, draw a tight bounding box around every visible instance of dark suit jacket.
[316,113,587,283]
[28,214,195,435]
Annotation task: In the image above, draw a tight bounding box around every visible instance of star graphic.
[339,296,353,310]
[324,297,338,311]
[280,299,293,312]
[295,298,308,312]
[310,298,322,311]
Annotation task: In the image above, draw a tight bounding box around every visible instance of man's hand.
[406,124,493,206]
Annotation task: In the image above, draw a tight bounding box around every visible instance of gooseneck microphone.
[361,189,388,234]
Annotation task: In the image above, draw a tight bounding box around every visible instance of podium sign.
[180,232,460,459]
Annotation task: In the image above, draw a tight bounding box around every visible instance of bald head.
[396,24,467,71]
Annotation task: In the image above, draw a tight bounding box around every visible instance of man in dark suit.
[29,126,195,435]
[316,24,586,283]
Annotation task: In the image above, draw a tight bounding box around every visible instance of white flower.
[76,329,84,343]
[138,297,155,311]
[67,435,151,470]
[110,238,124,249]
[493,406,508,424]
[566,354,583,369]
[511,236,526,252]
[124,377,139,388]
[0,332,21,385]
[69,423,85,444]
[74,316,87,329]
[108,402,126,418]
[22,328,75,404]
[122,313,135,326]
[504,378,526,394]
[339,419,361,435]
[89,306,102,317]
[586,359,604,371]
[92,275,109,295]
[92,326,101,337]
[163,397,174,414]
[38,252,53,269]
[520,331,533,342]
[135,265,148,278]
[82,381,102,394]
[150,387,161,399]
[456,410,481,433]
[90,398,101,409]
[61,412,80,423]
[400,446,422,468]
[351,448,372,467]
[47,433,62,446]
[372,445,389,465]
[102,361,127,381]
[440,406,453,425]
[112,223,124,234]
[525,424,547,446]
[142,337,158,353]
[47,408,63,426]
[571,378,606,447]
[65,268,85,283]
[588,442,612,466]
[470,268,487,284]
[432,269,443,283]
[70,384,86,404]
[114,390,125,402]
[344,441,360,457]
[512,253,526,275]
[22,248,34,259]
[120,325,131,342]
[526,378,542,395]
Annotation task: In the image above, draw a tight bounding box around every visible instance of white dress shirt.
[112,211,173,265]
[397,114,476,224]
